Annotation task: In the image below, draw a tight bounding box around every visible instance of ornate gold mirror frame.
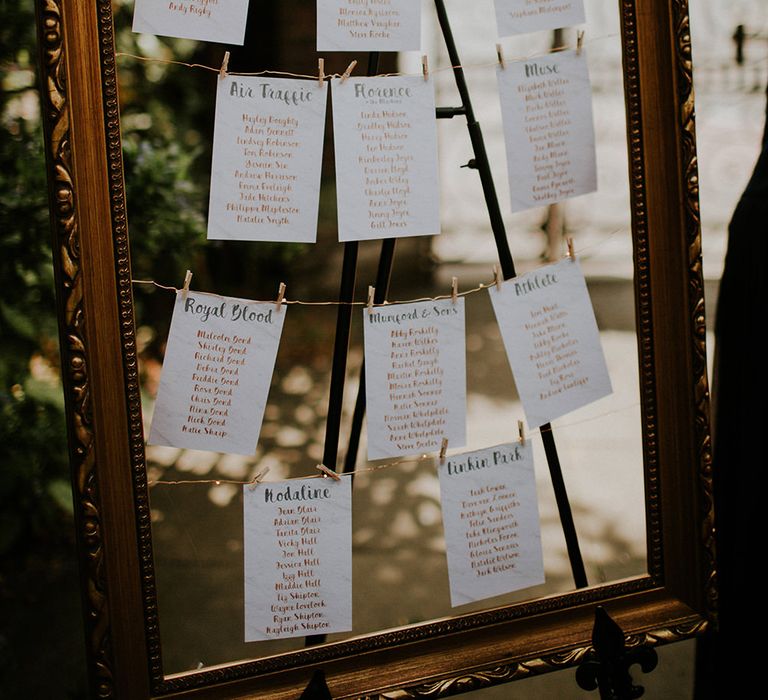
[36,0,714,697]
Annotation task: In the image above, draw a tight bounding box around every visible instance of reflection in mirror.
[34,0,720,691]
[122,0,646,677]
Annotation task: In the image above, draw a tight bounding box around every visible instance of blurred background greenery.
[1,0,68,559]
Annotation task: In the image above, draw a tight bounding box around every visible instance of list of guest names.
[364,298,466,459]
[244,478,352,641]
[333,75,440,242]
[208,76,327,242]
[498,49,597,212]
[148,292,285,455]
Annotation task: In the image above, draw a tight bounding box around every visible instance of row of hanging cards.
[133,1,586,45]
[208,75,439,243]
[148,258,610,457]
[133,1,596,236]
[206,54,594,244]
[242,439,543,640]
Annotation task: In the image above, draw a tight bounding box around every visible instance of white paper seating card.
[489,258,612,428]
[496,49,597,213]
[133,0,251,45]
[438,442,544,606]
[208,76,328,243]
[317,0,421,51]
[493,0,585,37]
[244,476,352,641]
[331,75,440,242]
[148,291,285,455]
[363,298,466,460]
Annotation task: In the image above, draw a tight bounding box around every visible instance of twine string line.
[147,401,639,487]
[131,225,629,304]
[114,33,621,81]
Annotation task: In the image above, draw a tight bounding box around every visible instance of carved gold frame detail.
[36,0,714,697]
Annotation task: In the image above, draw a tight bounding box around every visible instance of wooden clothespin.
[518,420,525,446]
[496,43,506,70]
[493,264,503,291]
[422,55,429,81]
[576,30,585,56]
[318,58,325,88]
[451,276,459,304]
[275,282,286,311]
[340,60,357,84]
[181,269,193,300]
[316,464,341,481]
[248,466,271,490]
[219,51,230,79]
[367,285,375,312]
[567,236,576,261]
[439,437,449,465]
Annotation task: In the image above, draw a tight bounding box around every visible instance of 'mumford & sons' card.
[363,298,466,460]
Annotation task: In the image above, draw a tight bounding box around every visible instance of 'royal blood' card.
[439,442,544,606]
[244,476,352,641]
[208,76,327,243]
[363,298,466,460]
[148,291,285,455]
[489,258,612,427]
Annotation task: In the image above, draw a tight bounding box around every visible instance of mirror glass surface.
[117,0,645,676]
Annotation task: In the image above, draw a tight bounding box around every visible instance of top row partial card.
[132,1,585,47]
[494,0,585,38]
[317,0,421,51]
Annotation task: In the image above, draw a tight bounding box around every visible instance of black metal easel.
[310,1,588,646]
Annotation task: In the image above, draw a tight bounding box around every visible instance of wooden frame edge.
[35,0,715,697]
